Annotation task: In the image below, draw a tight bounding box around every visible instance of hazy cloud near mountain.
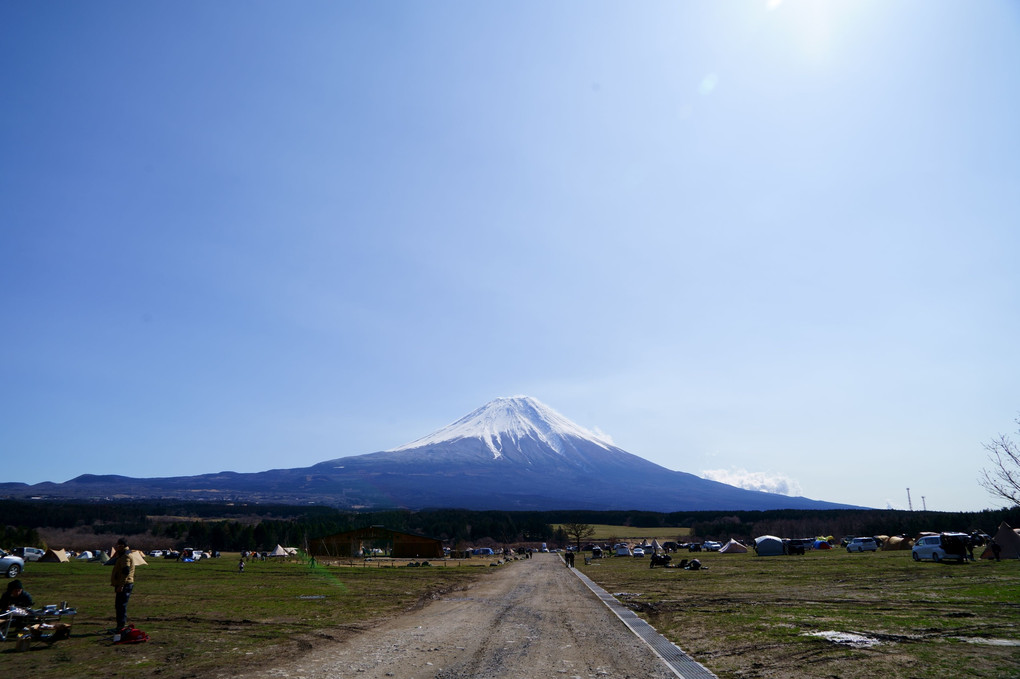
[701,468,803,497]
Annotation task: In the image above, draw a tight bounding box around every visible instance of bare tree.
[980,415,1020,507]
[562,522,597,552]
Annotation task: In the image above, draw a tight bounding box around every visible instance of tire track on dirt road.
[251,553,679,679]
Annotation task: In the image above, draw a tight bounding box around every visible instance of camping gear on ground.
[0,603,77,642]
[114,624,149,644]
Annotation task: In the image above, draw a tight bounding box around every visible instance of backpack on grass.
[115,624,149,644]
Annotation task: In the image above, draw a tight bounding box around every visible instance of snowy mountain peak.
[388,396,614,459]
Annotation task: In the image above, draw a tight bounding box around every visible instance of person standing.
[110,538,136,633]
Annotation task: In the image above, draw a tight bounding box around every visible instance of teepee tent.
[981,522,1020,560]
[719,539,748,554]
[269,544,289,558]
[650,539,662,554]
[40,548,69,563]
[754,535,785,556]
[129,550,148,566]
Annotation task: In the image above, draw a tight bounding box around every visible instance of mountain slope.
[0,396,861,511]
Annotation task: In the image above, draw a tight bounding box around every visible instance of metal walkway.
[569,565,718,679]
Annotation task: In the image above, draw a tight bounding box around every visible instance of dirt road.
[256,553,676,679]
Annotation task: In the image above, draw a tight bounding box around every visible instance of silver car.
[1,549,25,578]
[846,537,878,552]
[912,533,968,562]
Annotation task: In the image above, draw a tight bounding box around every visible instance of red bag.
[115,624,149,644]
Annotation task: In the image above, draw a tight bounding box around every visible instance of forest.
[2,499,1017,553]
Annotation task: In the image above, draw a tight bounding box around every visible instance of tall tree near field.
[981,414,1020,507]
[562,522,597,551]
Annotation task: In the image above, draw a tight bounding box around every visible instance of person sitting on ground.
[1,579,33,611]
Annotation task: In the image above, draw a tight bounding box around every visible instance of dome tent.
[754,535,785,556]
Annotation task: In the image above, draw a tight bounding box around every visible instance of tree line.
[2,500,1017,552]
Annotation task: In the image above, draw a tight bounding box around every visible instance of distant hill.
[0,396,861,511]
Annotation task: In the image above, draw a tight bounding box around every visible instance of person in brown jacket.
[110,538,135,633]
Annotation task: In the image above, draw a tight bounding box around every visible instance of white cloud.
[701,467,803,496]
[590,427,614,445]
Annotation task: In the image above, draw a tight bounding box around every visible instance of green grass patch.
[1,554,488,677]
[578,549,1020,678]
[554,524,691,541]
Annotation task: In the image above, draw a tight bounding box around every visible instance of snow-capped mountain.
[0,396,860,511]
[389,396,613,460]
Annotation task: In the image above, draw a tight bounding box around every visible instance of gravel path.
[255,553,676,679]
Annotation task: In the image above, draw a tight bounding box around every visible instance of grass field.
[6,548,1017,678]
[554,524,692,541]
[577,548,1020,678]
[0,554,490,678]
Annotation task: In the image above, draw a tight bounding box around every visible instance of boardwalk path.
[254,553,684,679]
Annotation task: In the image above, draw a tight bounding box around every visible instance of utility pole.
[907,487,913,512]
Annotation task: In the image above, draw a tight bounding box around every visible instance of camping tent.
[813,540,832,550]
[650,539,662,554]
[754,535,785,556]
[981,522,1020,560]
[719,539,748,554]
[882,535,912,551]
[103,550,148,566]
[40,549,69,563]
[269,544,289,558]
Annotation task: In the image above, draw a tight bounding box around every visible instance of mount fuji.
[1,396,857,511]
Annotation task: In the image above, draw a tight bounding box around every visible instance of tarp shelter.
[754,535,785,556]
[310,526,444,559]
[719,539,748,554]
[39,549,69,563]
[981,522,1020,560]
[269,544,290,558]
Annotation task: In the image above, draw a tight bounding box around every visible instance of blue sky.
[3,1,1018,512]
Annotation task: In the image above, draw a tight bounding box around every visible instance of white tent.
[650,539,662,554]
[754,535,785,556]
[269,544,289,558]
[719,539,748,554]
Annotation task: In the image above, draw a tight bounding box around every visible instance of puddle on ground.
[804,631,882,648]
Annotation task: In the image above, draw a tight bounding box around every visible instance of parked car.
[703,541,722,552]
[846,537,879,553]
[13,547,44,562]
[632,547,645,557]
[912,533,969,562]
[1,549,25,578]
